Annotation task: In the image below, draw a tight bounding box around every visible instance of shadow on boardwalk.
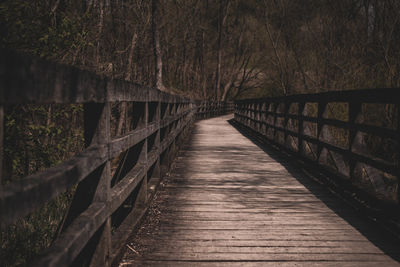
[120,115,400,266]
[229,118,400,263]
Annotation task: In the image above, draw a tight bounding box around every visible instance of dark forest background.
[1,0,400,266]
[2,0,400,99]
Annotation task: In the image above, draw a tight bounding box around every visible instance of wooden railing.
[234,89,400,206]
[196,101,234,119]
[0,50,232,266]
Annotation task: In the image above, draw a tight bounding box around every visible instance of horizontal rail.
[234,89,400,205]
[236,88,400,104]
[195,101,234,119]
[0,49,232,266]
[35,110,197,267]
[0,106,195,228]
[0,49,189,104]
[0,144,108,227]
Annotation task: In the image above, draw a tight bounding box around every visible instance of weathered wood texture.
[0,50,233,266]
[120,115,400,267]
[234,89,400,207]
[196,101,234,119]
[0,49,188,104]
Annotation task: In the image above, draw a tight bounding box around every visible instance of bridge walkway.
[120,115,400,266]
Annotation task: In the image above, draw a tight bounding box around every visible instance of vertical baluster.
[265,102,269,140]
[283,101,289,147]
[348,102,361,181]
[59,102,111,266]
[273,101,278,142]
[137,101,148,208]
[396,101,400,202]
[150,100,161,192]
[298,102,305,156]
[0,105,3,189]
[317,101,327,163]
[160,101,169,176]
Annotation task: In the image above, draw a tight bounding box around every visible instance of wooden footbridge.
[1,51,400,266]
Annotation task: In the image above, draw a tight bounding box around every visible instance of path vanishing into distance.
[120,114,400,267]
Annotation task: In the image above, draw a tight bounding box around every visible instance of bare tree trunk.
[125,33,138,81]
[44,105,52,146]
[215,0,229,100]
[84,0,94,13]
[116,103,126,137]
[264,18,287,95]
[199,30,207,99]
[182,32,188,89]
[96,0,104,67]
[115,31,139,137]
[290,44,308,93]
[221,80,233,101]
[152,0,165,91]
[51,0,61,15]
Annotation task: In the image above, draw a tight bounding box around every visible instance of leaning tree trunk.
[152,0,165,92]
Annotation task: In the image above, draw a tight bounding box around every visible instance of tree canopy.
[1,0,399,99]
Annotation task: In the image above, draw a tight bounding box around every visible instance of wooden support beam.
[0,105,3,190]
[234,91,400,206]
[349,102,362,181]
[59,103,112,267]
[0,49,233,266]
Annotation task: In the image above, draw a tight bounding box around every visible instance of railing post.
[397,101,400,202]
[283,101,289,148]
[317,101,327,163]
[256,102,261,133]
[58,102,112,266]
[160,102,170,176]
[150,100,161,187]
[137,101,148,208]
[0,105,3,190]
[170,102,177,160]
[273,102,278,142]
[298,102,305,155]
[348,102,361,181]
[261,102,266,136]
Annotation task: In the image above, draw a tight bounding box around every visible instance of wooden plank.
[1,49,106,104]
[120,261,399,267]
[32,202,107,267]
[131,253,397,262]
[110,128,150,158]
[2,48,241,267]
[137,246,398,255]
[109,165,146,213]
[110,107,193,159]
[0,144,107,228]
[0,105,3,190]
[136,244,391,254]
[119,115,400,266]
[0,49,213,105]
[0,49,154,104]
[156,206,351,213]
[134,239,397,248]
[66,102,112,267]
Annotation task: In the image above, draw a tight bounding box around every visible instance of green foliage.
[1,104,84,266]
[0,191,74,267]
[0,0,91,60]
[3,104,84,182]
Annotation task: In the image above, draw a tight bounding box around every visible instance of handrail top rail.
[236,88,400,104]
[0,49,191,105]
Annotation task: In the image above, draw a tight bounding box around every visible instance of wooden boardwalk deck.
[120,115,400,267]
